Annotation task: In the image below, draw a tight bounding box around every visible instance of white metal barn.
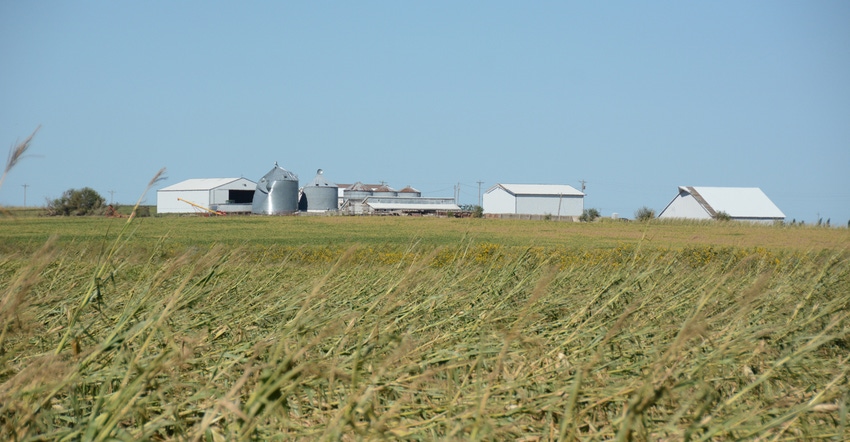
[156,178,257,214]
[658,186,785,223]
[483,184,585,217]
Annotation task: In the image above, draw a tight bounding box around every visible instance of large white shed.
[483,184,585,217]
[658,186,785,223]
[156,178,256,214]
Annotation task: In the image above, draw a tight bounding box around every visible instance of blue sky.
[2,1,848,223]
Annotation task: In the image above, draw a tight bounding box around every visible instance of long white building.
[483,184,584,217]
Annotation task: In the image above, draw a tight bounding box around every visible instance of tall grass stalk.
[54,168,166,356]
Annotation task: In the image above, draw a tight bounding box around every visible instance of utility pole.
[477,181,484,207]
[579,180,587,215]
[22,184,28,207]
[557,193,563,222]
[109,190,115,205]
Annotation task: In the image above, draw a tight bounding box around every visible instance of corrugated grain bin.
[252,162,299,215]
[343,182,372,214]
[398,185,421,198]
[372,185,398,197]
[300,169,338,211]
[343,182,372,202]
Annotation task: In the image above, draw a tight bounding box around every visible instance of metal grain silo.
[343,182,372,215]
[372,184,398,197]
[398,185,421,198]
[252,162,299,215]
[343,182,372,201]
[299,169,338,211]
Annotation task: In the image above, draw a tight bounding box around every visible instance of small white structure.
[658,186,785,223]
[483,184,584,217]
[157,178,256,214]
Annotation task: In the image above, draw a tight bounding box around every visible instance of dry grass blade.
[0,125,40,191]
[4,125,39,173]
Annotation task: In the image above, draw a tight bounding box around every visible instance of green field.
[1,215,849,440]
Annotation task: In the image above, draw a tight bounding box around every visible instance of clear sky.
[2,1,848,223]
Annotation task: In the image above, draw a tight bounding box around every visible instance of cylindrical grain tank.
[300,169,338,211]
[343,182,372,215]
[371,184,397,197]
[398,185,421,198]
[343,182,372,201]
[252,162,299,215]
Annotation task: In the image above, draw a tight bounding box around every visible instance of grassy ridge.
[1,218,849,440]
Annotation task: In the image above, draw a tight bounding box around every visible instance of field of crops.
[1,215,849,440]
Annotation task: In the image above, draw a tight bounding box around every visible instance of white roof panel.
[364,197,460,211]
[159,178,254,191]
[366,202,461,211]
[687,186,785,218]
[490,184,584,196]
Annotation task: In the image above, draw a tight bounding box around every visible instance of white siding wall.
[483,188,517,214]
[484,188,584,216]
[212,188,231,205]
[157,190,211,214]
[563,196,584,216]
[516,195,583,216]
[659,195,711,219]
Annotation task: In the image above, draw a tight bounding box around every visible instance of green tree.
[580,208,600,222]
[634,206,656,221]
[458,204,484,218]
[713,211,731,222]
[47,187,106,216]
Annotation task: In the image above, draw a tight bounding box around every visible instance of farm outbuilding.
[361,196,460,215]
[483,184,584,218]
[156,178,256,214]
[658,186,785,223]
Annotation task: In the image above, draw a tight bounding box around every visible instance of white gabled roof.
[675,186,785,219]
[159,178,255,192]
[487,183,584,197]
